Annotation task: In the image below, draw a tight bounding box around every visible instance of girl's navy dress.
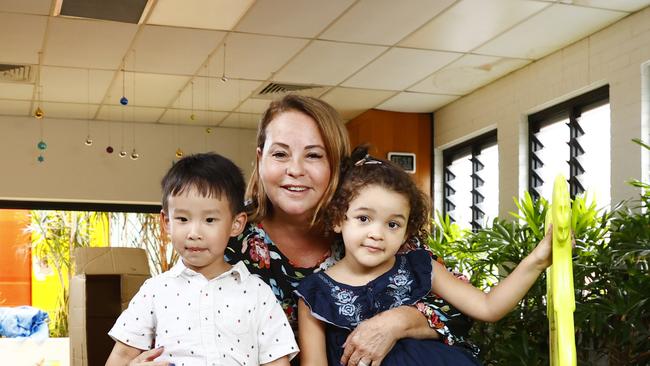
[295,250,481,366]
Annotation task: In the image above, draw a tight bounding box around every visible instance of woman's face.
[258,110,331,221]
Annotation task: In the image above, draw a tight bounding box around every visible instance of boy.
[106,153,298,366]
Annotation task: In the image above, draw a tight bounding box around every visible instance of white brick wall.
[434,7,650,217]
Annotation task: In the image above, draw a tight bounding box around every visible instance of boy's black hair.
[326,145,431,240]
[161,152,245,215]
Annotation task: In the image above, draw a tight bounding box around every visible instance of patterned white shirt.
[108,260,298,366]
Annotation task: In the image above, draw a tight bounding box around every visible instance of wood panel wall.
[346,109,432,197]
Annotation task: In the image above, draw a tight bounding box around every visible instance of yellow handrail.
[545,175,577,366]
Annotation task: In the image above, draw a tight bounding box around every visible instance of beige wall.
[0,116,257,205]
[433,7,650,217]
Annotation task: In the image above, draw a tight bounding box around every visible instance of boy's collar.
[168,259,250,282]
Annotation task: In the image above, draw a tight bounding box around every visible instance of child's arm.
[105,344,172,366]
[298,298,328,366]
[432,227,553,322]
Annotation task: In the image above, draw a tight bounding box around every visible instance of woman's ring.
[358,361,369,366]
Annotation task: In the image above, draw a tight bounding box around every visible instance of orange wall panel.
[0,209,32,306]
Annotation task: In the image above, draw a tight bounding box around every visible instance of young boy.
[106,153,298,366]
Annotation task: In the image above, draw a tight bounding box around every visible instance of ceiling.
[1,0,649,130]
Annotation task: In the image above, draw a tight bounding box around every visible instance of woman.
[130,95,473,366]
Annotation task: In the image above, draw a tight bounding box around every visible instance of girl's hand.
[127,347,174,366]
[340,314,397,366]
[531,225,553,271]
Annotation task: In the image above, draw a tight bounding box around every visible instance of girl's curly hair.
[325,145,431,241]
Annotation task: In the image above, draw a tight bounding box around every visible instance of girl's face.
[334,185,410,272]
[258,110,331,222]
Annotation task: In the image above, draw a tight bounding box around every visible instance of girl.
[295,147,552,366]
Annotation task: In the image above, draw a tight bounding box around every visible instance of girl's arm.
[432,228,553,322]
[298,298,328,366]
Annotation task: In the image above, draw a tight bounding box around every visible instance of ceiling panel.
[39,101,100,120]
[274,40,387,85]
[342,48,461,91]
[0,0,51,15]
[0,82,34,100]
[235,0,353,38]
[175,77,261,111]
[105,72,190,108]
[219,33,308,80]
[321,87,395,120]
[476,4,627,59]
[44,17,138,69]
[238,98,273,114]
[96,105,166,123]
[158,108,229,126]
[147,0,255,31]
[0,100,30,116]
[377,92,458,113]
[219,112,261,129]
[0,13,48,64]
[320,0,454,45]
[409,55,531,95]
[539,0,650,12]
[132,25,225,75]
[399,0,549,53]
[40,66,115,104]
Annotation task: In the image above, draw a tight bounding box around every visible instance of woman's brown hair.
[245,94,351,225]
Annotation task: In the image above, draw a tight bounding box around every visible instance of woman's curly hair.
[325,145,431,241]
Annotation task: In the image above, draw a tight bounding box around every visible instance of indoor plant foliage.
[430,184,649,365]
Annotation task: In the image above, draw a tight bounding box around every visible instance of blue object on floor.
[0,306,49,340]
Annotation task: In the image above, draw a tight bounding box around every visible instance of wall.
[347,109,431,196]
[433,7,650,216]
[0,209,31,305]
[0,116,257,205]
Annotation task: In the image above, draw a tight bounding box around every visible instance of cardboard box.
[69,248,150,366]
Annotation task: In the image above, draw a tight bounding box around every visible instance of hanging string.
[85,68,93,146]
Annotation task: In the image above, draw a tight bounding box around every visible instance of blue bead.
[37,155,45,162]
[120,96,128,105]
[37,141,47,150]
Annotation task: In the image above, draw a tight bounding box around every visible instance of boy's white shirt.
[108,260,298,365]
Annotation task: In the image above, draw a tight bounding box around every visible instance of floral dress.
[225,223,479,359]
[295,250,481,366]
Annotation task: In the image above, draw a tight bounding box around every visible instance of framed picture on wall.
[387,152,416,174]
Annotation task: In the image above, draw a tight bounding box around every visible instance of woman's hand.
[340,314,397,366]
[127,347,173,366]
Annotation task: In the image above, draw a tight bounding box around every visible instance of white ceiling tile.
[342,48,460,91]
[0,13,47,64]
[320,0,454,45]
[158,108,229,126]
[147,0,255,30]
[409,55,531,95]
[0,100,30,116]
[541,0,650,12]
[39,102,100,120]
[218,33,308,80]
[132,25,225,75]
[475,4,627,59]
[96,105,165,123]
[219,112,261,129]
[377,92,458,113]
[40,66,115,104]
[321,87,395,119]
[0,82,34,100]
[44,17,138,69]
[106,72,190,108]
[235,0,353,37]
[238,98,273,114]
[0,0,51,15]
[176,77,262,111]
[399,0,549,52]
[274,40,387,85]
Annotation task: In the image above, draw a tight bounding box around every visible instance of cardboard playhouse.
[69,247,150,366]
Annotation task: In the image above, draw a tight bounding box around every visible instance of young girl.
[295,146,552,366]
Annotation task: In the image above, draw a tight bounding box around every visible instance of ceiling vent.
[58,0,149,24]
[253,82,328,100]
[0,64,34,83]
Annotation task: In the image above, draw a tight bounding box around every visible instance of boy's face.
[161,186,246,279]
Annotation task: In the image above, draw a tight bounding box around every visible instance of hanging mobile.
[119,67,128,105]
[34,52,45,119]
[84,69,93,146]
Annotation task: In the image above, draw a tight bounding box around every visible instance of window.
[443,131,499,231]
[529,86,610,208]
